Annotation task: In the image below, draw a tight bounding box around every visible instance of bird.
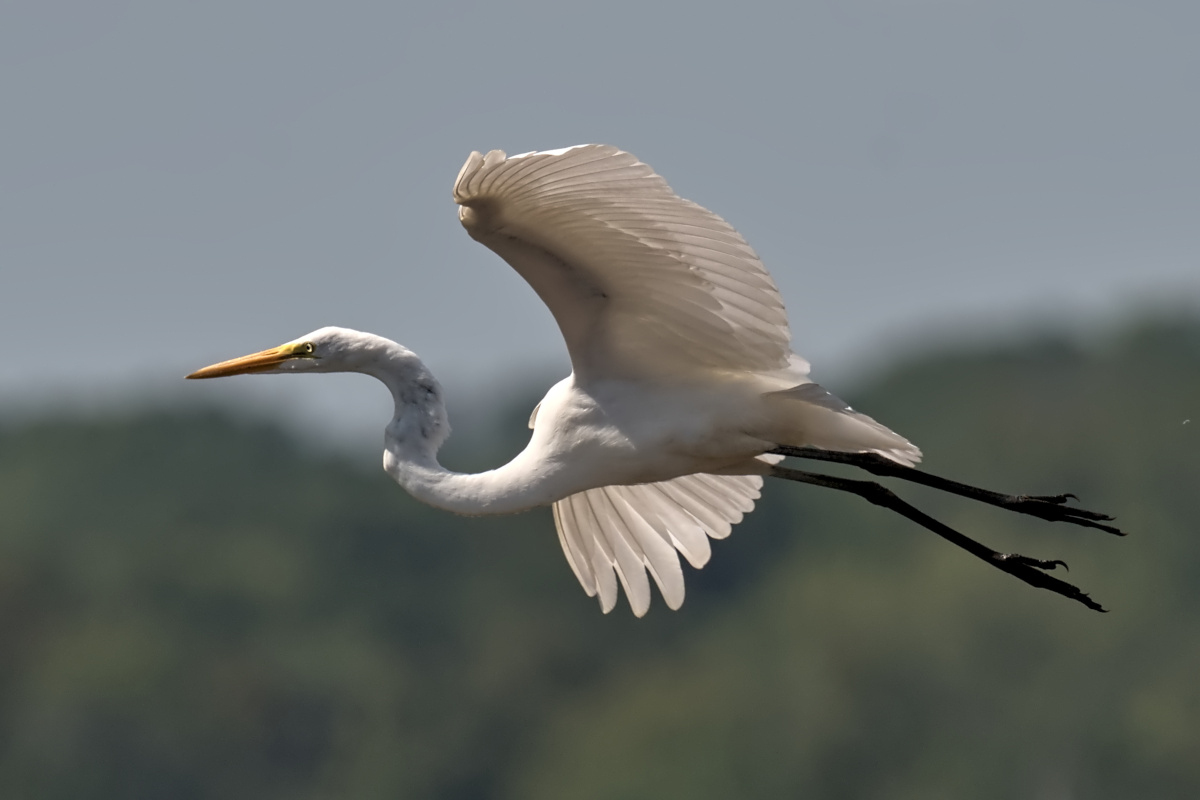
[188,144,1121,616]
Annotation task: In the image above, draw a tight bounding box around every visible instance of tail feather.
[765,382,922,466]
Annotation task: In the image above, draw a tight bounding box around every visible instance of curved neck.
[367,342,557,516]
[384,440,555,516]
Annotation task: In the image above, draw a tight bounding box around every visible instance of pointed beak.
[186,344,301,379]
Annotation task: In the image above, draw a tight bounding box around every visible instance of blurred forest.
[1,315,1198,799]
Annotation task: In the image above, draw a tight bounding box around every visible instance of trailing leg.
[769,464,1106,612]
[769,445,1123,536]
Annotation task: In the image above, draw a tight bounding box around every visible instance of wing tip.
[452,150,487,203]
[453,143,630,207]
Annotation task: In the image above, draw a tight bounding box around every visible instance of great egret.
[188,144,1121,616]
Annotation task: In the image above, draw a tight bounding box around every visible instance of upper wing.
[552,466,776,616]
[453,145,792,383]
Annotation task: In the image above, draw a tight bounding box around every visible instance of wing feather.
[654,480,737,539]
[454,144,792,382]
[609,488,686,611]
[550,470,769,615]
[576,491,620,614]
[552,502,595,597]
[586,490,652,617]
[620,484,712,569]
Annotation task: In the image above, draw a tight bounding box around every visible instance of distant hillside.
[1,316,1197,799]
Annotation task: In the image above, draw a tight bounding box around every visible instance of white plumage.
[453,145,793,380]
[188,144,921,617]
[553,472,773,616]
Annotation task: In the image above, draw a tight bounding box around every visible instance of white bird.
[188,145,1119,615]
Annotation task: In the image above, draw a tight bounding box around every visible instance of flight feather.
[454,144,792,382]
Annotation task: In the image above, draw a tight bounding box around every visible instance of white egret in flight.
[188,145,1121,616]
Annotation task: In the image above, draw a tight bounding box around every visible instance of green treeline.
[1,317,1198,799]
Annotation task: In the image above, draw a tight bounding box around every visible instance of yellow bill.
[186,341,314,379]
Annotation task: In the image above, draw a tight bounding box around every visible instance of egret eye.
[303,342,315,355]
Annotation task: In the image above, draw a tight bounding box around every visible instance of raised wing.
[454,145,792,383]
[552,469,772,616]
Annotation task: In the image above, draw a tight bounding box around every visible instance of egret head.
[186,326,399,379]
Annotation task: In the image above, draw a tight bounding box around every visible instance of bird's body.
[190,144,1117,616]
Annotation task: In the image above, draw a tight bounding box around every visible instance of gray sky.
[3,0,1197,450]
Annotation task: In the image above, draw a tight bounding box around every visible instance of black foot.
[991,552,1105,612]
[1008,494,1121,534]
[994,553,1069,572]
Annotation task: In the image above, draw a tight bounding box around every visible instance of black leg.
[769,464,1106,612]
[768,445,1124,536]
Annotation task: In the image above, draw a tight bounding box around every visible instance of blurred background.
[2,1,1198,797]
